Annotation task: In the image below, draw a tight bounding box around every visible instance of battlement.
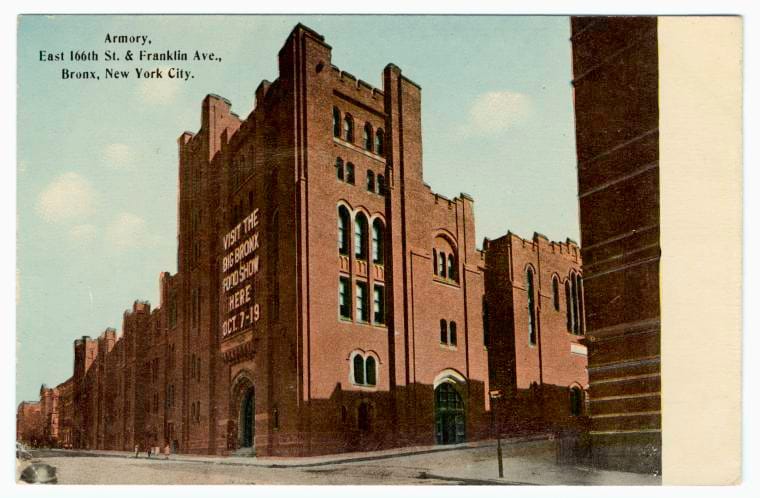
[332,64,385,102]
[484,230,581,262]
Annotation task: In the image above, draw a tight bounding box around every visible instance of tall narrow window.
[332,107,341,137]
[356,281,369,322]
[365,356,376,386]
[373,285,385,325]
[576,275,585,334]
[367,171,375,192]
[447,254,457,281]
[346,162,355,184]
[354,213,368,260]
[571,272,580,335]
[527,268,537,345]
[343,114,354,142]
[372,219,384,264]
[375,129,384,156]
[565,280,574,332]
[335,157,344,181]
[432,249,438,274]
[353,354,364,384]
[339,277,351,320]
[440,319,448,344]
[438,252,446,277]
[449,321,457,346]
[338,206,350,255]
[377,174,385,195]
[273,407,280,430]
[363,123,373,150]
[552,276,561,311]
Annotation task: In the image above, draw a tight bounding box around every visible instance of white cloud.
[138,66,180,104]
[36,172,97,223]
[105,212,157,250]
[103,143,132,168]
[68,224,97,243]
[464,91,533,135]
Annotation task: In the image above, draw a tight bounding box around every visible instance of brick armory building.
[570,17,661,474]
[18,24,588,457]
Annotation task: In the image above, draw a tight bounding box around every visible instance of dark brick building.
[18,24,588,459]
[570,17,661,474]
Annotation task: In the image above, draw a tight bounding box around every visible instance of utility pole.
[489,390,504,478]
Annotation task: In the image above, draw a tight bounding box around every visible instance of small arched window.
[366,171,375,192]
[449,321,457,346]
[527,267,537,346]
[354,213,368,260]
[576,274,585,334]
[570,386,583,416]
[343,114,354,142]
[432,249,438,274]
[338,205,350,255]
[332,107,341,137]
[565,279,574,332]
[372,219,384,264]
[552,275,561,311]
[353,354,365,385]
[440,319,448,344]
[365,356,376,386]
[447,254,457,281]
[335,157,344,181]
[363,123,373,150]
[377,174,385,195]
[375,129,384,156]
[346,162,355,185]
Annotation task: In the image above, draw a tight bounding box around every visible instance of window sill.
[432,276,460,288]
[333,137,386,163]
[439,343,458,351]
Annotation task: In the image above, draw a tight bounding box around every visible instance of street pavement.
[17,438,662,485]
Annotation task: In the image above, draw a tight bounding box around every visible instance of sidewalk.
[47,437,517,468]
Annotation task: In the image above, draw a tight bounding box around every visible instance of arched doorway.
[239,387,254,449]
[435,383,465,444]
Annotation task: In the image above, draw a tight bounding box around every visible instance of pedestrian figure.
[134,444,139,458]
[164,443,170,460]
[147,446,152,458]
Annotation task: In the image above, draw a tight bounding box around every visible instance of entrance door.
[435,383,465,444]
[240,388,254,448]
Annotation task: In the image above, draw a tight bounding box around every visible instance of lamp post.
[489,389,503,478]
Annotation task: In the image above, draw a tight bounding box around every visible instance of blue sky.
[16,15,579,401]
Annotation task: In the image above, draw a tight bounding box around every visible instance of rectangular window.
[373,285,385,325]
[356,281,369,322]
[339,277,351,319]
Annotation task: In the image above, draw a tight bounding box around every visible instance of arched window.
[552,275,561,311]
[432,249,438,274]
[576,274,585,334]
[338,205,350,255]
[440,319,448,344]
[365,356,376,386]
[565,279,574,332]
[363,123,373,150]
[366,171,375,192]
[377,174,385,195]
[343,114,354,142]
[527,267,537,345]
[332,107,341,137]
[569,386,583,416]
[447,254,457,281]
[449,321,457,346]
[335,157,345,181]
[571,272,580,335]
[353,354,364,385]
[354,213,368,260]
[375,129,384,156]
[372,219,384,264]
[346,162,355,185]
[438,252,447,277]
